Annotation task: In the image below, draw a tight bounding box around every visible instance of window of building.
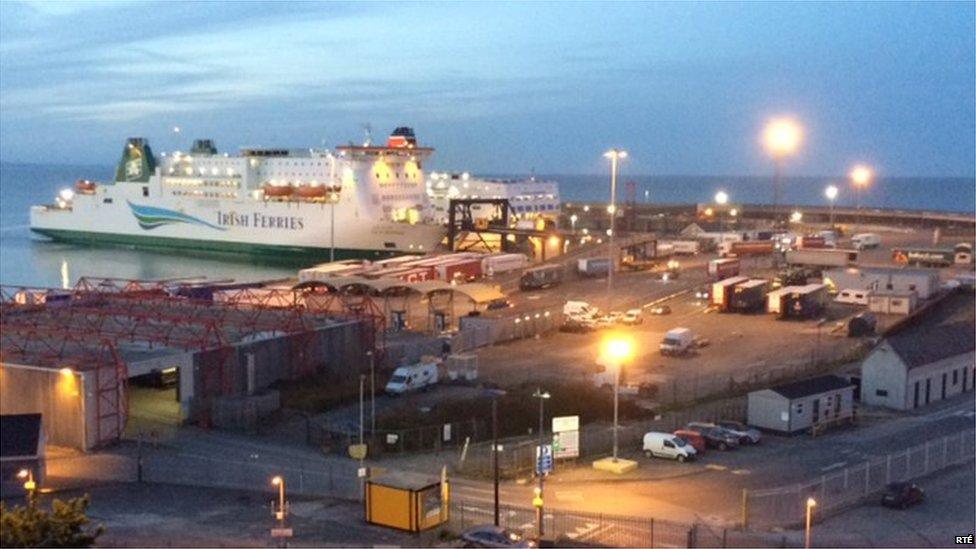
[953,369,959,385]
[142,186,149,197]
[795,403,803,415]
[875,389,888,397]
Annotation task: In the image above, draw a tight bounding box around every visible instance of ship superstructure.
[30,127,445,260]
[425,171,560,225]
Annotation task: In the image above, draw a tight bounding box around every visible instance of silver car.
[715,420,762,445]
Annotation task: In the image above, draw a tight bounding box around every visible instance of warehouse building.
[0,279,380,450]
[861,294,975,410]
[822,267,940,300]
[748,375,856,434]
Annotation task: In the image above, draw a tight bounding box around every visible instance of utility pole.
[492,398,500,526]
[368,351,376,435]
[532,388,550,540]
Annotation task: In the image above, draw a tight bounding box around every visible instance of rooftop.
[885,292,976,368]
[769,375,853,400]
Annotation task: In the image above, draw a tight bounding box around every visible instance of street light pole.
[330,193,338,262]
[368,351,375,435]
[17,469,36,509]
[613,362,620,462]
[805,497,817,549]
[271,475,288,547]
[532,388,550,539]
[604,149,627,313]
[492,398,500,526]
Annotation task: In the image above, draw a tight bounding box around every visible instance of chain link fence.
[746,428,975,528]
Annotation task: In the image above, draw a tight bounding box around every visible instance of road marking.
[705,464,727,471]
[820,461,847,472]
[555,490,584,502]
[566,522,601,540]
[731,469,751,475]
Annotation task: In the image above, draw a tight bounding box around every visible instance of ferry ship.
[30,128,446,261]
[425,171,560,225]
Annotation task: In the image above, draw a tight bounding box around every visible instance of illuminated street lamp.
[762,118,802,224]
[569,213,578,233]
[790,211,803,224]
[804,497,817,549]
[849,164,873,230]
[715,191,729,241]
[603,149,627,313]
[824,184,839,227]
[17,469,36,508]
[601,335,634,462]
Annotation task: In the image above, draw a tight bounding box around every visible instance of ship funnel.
[191,139,217,155]
[115,137,157,183]
[387,127,417,148]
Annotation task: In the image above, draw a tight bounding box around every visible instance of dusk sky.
[1,1,973,177]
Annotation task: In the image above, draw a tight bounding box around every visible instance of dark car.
[684,422,740,451]
[487,299,513,310]
[881,482,924,509]
[461,525,537,548]
[715,420,762,445]
[559,319,594,334]
[649,305,671,315]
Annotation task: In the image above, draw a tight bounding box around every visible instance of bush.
[0,495,104,547]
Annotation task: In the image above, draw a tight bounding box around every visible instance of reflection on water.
[0,227,297,288]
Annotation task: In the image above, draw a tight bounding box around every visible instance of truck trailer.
[766,286,801,315]
[719,240,776,258]
[780,283,828,319]
[711,276,750,311]
[892,247,969,268]
[519,264,564,290]
[707,258,741,280]
[730,279,769,312]
[785,249,858,268]
[578,257,612,277]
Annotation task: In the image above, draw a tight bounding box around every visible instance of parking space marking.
[820,461,847,472]
[566,522,602,540]
[554,490,584,502]
[705,464,727,471]
[731,469,751,475]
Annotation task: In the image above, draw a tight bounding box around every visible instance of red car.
[673,429,706,454]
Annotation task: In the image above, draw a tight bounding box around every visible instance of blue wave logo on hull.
[127,201,227,231]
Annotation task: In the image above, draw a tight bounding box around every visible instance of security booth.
[365,471,449,532]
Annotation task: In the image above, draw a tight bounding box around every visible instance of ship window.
[103,198,113,204]
[384,242,396,249]
[142,186,149,197]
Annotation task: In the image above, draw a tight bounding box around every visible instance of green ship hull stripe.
[30,228,411,262]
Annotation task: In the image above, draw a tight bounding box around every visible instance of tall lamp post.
[715,191,729,243]
[849,165,873,232]
[602,336,634,462]
[17,469,36,509]
[804,497,817,549]
[762,118,802,225]
[570,213,578,233]
[271,475,289,546]
[824,185,839,228]
[532,388,551,540]
[603,149,627,313]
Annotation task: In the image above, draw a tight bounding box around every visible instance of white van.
[660,328,694,356]
[385,361,439,395]
[835,288,871,305]
[642,432,697,462]
[563,301,598,320]
[851,233,881,250]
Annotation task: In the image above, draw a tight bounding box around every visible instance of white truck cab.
[385,361,439,395]
[563,301,598,320]
[660,327,694,356]
[643,431,696,462]
[851,233,881,250]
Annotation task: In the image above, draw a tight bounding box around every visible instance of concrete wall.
[861,341,910,409]
[0,364,93,450]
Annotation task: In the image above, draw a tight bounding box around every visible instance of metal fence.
[745,428,976,528]
[457,400,747,478]
[312,417,487,457]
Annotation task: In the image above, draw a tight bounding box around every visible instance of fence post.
[885,455,891,483]
[925,441,930,473]
[740,489,748,530]
[650,518,654,548]
[722,528,727,548]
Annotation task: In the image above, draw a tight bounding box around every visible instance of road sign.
[348,443,367,460]
[536,444,554,474]
[552,430,579,459]
[552,415,579,433]
[270,528,293,538]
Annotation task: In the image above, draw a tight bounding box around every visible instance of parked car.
[487,299,513,310]
[649,305,671,315]
[461,525,536,548]
[715,420,762,445]
[642,431,697,462]
[881,482,924,509]
[673,429,707,454]
[559,319,594,333]
[694,289,711,301]
[596,312,622,327]
[684,422,739,451]
[621,308,644,325]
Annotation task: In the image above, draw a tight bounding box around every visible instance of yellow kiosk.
[365,471,449,532]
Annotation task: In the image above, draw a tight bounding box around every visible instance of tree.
[0,495,104,547]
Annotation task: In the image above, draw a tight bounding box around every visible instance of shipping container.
[785,249,858,268]
[519,264,564,290]
[711,276,750,310]
[662,240,700,255]
[578,257,612,277]
[707,258,741,279]
[730,279,769,312]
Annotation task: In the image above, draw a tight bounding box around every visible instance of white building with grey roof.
[860,294,975,410]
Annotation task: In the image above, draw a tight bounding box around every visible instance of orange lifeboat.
[74,179,97,194]
[294,185,327,199]
[262,184,293,198]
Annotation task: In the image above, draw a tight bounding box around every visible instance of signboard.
[552,415,579,433]
[270,528,293,538]
[552,415,580,459]
[348,443,367,460]
[552,430,579,459]
[443,423,452,442]
[536,444,554,475]
[386,433,399,445]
